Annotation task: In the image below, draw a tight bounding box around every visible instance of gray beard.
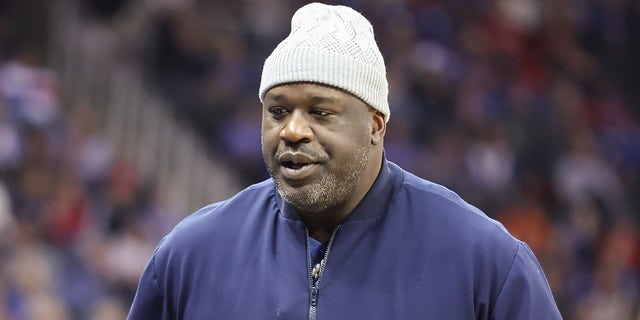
[271,144,369,214]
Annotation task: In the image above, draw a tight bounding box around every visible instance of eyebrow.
[264,93,339,105]
[264,93,287,103]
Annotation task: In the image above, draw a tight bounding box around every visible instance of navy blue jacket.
[128,159,561,319]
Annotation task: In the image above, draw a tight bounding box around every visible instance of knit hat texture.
[259,2,390,122]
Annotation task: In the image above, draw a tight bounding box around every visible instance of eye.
[268,106,288,118]
[311,109,331,117]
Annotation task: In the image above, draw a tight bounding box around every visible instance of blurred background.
[0,0,638,319]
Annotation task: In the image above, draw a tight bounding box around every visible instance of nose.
[280,110,313,144]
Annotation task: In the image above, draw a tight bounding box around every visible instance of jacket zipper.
[307,226,341,320]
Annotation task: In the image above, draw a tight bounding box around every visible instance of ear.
[370,111,386,145]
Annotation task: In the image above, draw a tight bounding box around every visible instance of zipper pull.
[310,287,319,307]
[311,259,323,283]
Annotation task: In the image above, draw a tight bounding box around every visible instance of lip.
[279,163,320,180]
[277,152,316,165]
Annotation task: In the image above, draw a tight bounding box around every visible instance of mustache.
[274,146,328,162]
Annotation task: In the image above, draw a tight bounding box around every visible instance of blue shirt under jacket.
[128,159,562,319]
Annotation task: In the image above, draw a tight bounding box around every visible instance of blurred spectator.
[571,219,639,319]
[0,104,21,170]
[89,297,127,320]
[65,105,114,187]
[0,180,13,241]
[0,44,60,129]
[554,127,628,220]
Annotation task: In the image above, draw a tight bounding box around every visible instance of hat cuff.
[259,47,390,122]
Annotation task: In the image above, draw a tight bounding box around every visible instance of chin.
[276,177,316,198]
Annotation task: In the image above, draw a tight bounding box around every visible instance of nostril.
[280,114,313,143]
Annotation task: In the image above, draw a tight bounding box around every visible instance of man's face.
[261,83,375,214]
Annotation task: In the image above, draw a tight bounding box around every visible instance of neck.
[305,220,339,243]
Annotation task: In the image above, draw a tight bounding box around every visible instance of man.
[128,2,562,319]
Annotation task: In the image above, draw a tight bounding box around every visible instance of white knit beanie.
[259,2,390,122]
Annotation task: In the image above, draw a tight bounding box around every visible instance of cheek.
[261,132,285,166]
[261,122,279,149]
[328,128,370,159]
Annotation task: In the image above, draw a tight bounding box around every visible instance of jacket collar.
[276,153,403,222]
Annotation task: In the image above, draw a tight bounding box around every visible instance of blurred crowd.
[0,0,639,319]
[0,1,174,319]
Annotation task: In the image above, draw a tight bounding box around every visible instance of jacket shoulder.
[395,168,520,255]
[157,180,277,254]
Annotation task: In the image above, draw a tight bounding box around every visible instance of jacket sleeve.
[491,242,562,319]
[127,253,169,320]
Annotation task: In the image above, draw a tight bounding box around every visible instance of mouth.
[281,161,310,170]
[277,153,320,180]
